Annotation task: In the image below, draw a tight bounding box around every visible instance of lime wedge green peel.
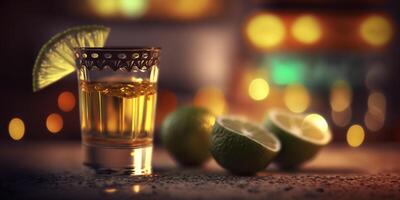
[210,116,281,175]
[264,109,332,168]
[32,25,110,92]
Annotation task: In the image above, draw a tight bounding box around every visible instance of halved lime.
[210,116,281,175]
[264,109,332,169]
[32,25,110,92]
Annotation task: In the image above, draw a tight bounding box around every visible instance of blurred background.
[0,0,399,147]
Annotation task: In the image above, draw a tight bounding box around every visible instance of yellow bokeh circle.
[360,15,393,46]
[291,15,322,44]
[248,78,270,101]
[9,118,25,140]
[245,13,286,49]
[284,84,310,113]
[346,124,365,147]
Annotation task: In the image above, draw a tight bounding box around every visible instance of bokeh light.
[132,185,141,193]
[291,15,322,44]
[367,92,386,118]
[245,13,286,49]
[46,113,64,134]
[364,111,384,132]
[165,0,213,19]
[364,92,386,131]
[248,78,270,101]
[89,0,119,17]
[239,65,268,97]
[360,15,393,46]
[104,188,117,193]
[346,124,365,147]
[284,84,310,113]
[58,91,76,112]
[330,80,352,112]
[303,113,329,132]
[268,56,306,85]
[365,63,386,90]
[156,90,178,126]
[88,0,148,18]
[8,118,25,141]
[193,87,226,115]
[331,107,352,127]
[120,0,148,17]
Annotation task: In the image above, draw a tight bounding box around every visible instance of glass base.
[83,144,153,176]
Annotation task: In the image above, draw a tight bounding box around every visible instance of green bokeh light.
[266,56,306,85]
[260,54,365,89]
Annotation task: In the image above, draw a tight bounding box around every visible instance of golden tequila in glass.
[79,80,156,147]
[75,47,160,175]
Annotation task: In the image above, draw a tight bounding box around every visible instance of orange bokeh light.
[46,113,64,133]
[151,0,215,20]
[58,91,76,112]
[193,86,226,115]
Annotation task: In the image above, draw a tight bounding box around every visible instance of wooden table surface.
[0,142,399,200]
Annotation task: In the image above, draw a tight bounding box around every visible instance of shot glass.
[74,47,160,175]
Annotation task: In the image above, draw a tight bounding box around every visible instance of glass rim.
[74,46,161,71]
[75,47,161,51]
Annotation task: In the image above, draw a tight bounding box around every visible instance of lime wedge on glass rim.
[32,25,110,92]
[264,109,332,169]
[210,116,281,175]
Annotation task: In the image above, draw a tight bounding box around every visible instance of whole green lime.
[161,106,215,167]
